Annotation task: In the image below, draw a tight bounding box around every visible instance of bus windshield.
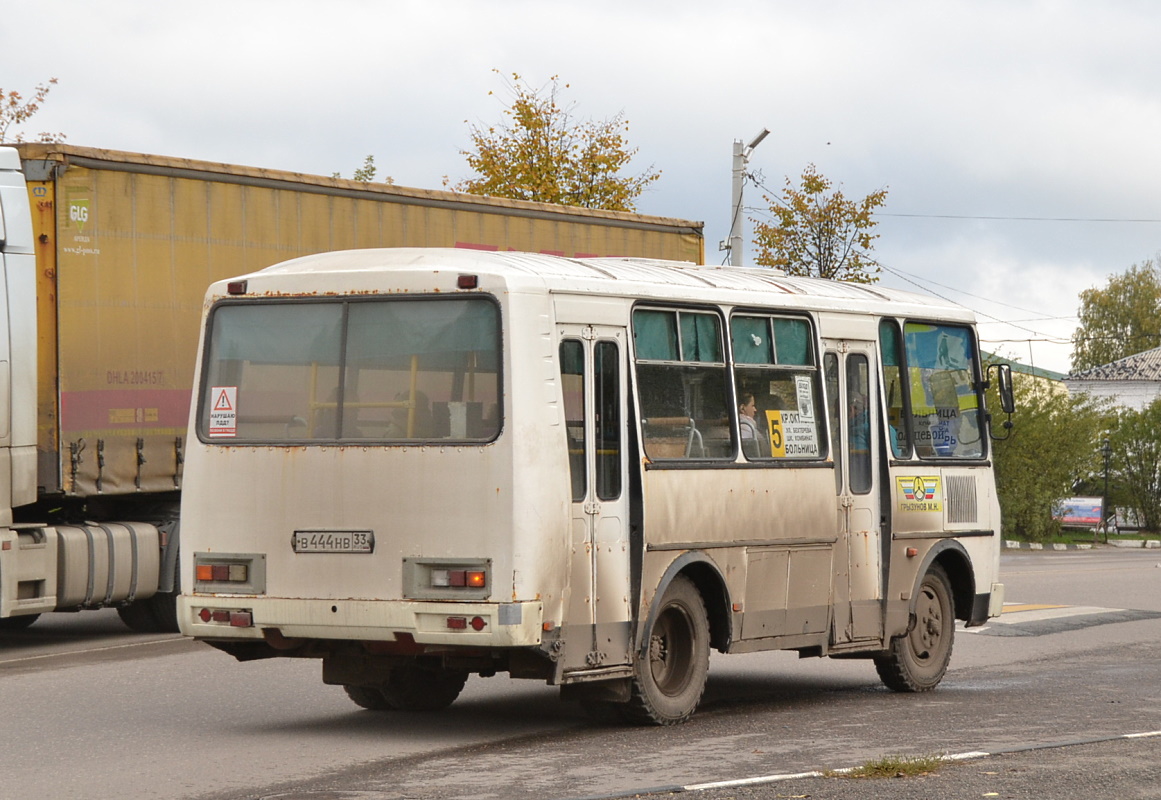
[197,296,502,443]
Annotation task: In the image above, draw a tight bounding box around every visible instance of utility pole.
[722,128,769,266]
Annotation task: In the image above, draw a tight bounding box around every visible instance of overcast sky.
[5,0,1160,374]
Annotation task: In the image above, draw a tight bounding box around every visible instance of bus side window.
[594,340,621,501]
[824,352,842,493]
[878,319,911,459]
[559,340,586,501]
[633,308,731,460]
[730,314,823,461]
[847,354,872,495]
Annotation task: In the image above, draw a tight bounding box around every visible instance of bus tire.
[380,664,468,711]
[875,563,954,692]
[343,684,391,711]
[624,575,710,726]
[117,601,161,633]
[0,613,40,630]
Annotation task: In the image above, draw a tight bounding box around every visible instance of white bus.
[179,248,1012,725]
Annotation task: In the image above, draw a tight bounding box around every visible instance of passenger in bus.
[385,390,432,439]
[738,392,769,458]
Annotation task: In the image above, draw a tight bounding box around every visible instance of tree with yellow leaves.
[0,77,65,144]
[451,72,659,212]
[752,163,887,283]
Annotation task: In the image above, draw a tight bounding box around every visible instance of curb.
[1004,539,1161,550]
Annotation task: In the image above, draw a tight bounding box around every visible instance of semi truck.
[0,143,703,634]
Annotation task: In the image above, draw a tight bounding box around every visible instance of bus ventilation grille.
[945,474,978,524]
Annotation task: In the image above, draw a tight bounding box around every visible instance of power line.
[877,262,1072,321]
[870,258,1072,342]
[737,172,1143,349]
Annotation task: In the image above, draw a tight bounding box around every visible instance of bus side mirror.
[993,364,1015,415]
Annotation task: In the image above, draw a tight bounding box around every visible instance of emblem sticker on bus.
[292,530,375,554]
[896,477,942,513]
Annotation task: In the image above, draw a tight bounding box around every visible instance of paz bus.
[179,248,1012,725]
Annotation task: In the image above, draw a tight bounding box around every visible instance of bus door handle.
[584,500,602,515]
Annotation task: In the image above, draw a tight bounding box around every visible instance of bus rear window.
[198,297,501,443]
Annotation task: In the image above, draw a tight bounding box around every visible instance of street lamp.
[722,128,770,266]
[1100,438,1112,544]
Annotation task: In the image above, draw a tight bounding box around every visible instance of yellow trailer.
[16,144,703,500]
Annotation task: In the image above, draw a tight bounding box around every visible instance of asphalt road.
[2,547,1159,800]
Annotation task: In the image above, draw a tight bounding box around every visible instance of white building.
[1064,347,1161,411]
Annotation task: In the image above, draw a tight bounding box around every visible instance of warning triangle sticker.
[214,389,234,411]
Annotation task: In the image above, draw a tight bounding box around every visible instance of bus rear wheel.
[343,684,391,710]
[624,575,710,726]
[343,664,468,711]
[875,563,954,692]
[382,664,469,711]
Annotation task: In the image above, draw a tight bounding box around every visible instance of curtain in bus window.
[679,312,722,362]
[634,309,731,460]
[560,340,586,502]
[878,320,911,458]
[903,322,983,459]
[772,318,811,365]
[730,316,773,364]
[632,309,679,360]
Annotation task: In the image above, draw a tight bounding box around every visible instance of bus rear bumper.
[178,595,544,648]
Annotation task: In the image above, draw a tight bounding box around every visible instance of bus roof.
[227,248,976,322]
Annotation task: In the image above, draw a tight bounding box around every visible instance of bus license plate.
[292,530,375,554]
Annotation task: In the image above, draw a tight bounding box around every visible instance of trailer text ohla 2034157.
[0,145,702,635]
[180,247,1014,725]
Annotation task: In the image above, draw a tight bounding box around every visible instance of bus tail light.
[196,607,253,627]
[196,563,249,582]
[430,569,487,589]
[446,616,487,631]
[193,553,267,594]
[402,558,491,600]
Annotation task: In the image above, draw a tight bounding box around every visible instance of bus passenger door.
[559,326,632,672]
[824,341,884,645]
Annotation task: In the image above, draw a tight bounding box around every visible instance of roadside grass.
[826,753,947,779]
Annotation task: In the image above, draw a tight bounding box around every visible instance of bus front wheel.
[875,563,954,692]
[624,575,710,726]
